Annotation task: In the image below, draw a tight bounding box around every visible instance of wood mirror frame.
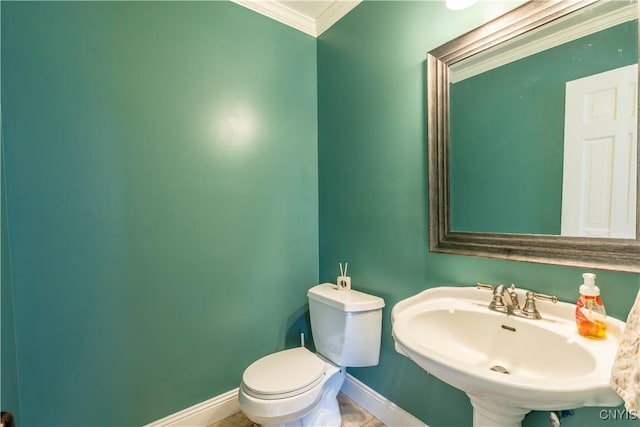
[427,0,640,273]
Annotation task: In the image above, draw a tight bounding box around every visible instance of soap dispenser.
[575,273,607,339]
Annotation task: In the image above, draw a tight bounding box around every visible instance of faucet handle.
[476,283,495,291]
[520,291,558,319]
[530,291,558,304]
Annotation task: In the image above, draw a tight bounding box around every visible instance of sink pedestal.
[468,394,529,427]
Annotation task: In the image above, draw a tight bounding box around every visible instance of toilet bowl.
[238,283,385,427]
[239,347,345,426]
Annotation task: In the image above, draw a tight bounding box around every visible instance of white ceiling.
[231,0,362,37]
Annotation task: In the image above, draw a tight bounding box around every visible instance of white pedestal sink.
[391,286,626,427]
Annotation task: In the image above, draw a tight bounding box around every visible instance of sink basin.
[391,286,625,426]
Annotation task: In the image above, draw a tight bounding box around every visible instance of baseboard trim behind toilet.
[341,375,427,427]
[145,388,240,427]
[145,374,426,427]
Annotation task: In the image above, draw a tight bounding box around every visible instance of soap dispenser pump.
[575,273,607,339]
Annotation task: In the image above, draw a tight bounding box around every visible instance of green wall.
[3,1,639,426]
[1,2,318,425]
[318,2,640,426]
[450,21,638,234]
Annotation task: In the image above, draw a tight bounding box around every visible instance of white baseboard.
[146,374,426,427]
[144,388,239,427]
[342,374,428,427]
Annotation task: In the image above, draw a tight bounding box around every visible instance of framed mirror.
[427,0,639,272]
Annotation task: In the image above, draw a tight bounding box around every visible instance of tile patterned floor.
[208,392,386,427]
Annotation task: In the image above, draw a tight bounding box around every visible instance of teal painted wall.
[450,21,638,234]
[318,2,640,427]
[1,2,317,426]
[3,1,639,426]
[1,142,21,423]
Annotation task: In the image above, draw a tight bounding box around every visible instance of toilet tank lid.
[308,283,385,312]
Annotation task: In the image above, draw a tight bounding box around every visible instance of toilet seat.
[242,347,327,400]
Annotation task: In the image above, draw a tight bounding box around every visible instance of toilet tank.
[307,283,385,367]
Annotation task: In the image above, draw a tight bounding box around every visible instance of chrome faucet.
[476,283,558,319]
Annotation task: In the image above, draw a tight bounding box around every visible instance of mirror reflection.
[448,1,638,238]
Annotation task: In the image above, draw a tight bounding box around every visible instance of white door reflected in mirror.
[561,63,638,239]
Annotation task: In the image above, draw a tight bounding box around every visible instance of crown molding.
[315,0,362,36]
[231,0,316,36]
[231,0,361,37]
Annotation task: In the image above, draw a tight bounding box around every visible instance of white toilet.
[238,283,385,427]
